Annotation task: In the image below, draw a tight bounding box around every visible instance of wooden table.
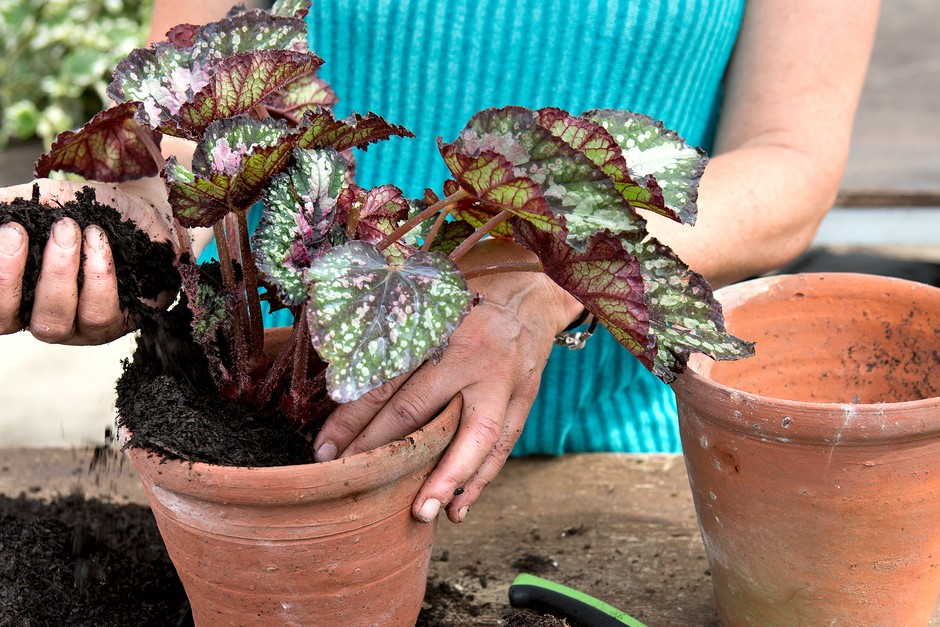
[2,450,939,626]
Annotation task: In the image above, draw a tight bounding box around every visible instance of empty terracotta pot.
[672,273,940,626]
[123,392,461,626]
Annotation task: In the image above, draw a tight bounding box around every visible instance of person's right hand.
[0,177,179,345]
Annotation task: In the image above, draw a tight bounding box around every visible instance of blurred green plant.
[0,0,152,148]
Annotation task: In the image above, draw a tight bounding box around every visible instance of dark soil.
[0,185,178,327]
[0,489,564,627]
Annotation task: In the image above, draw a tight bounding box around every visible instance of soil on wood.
[0,185,178,327]
[0,490,565,627]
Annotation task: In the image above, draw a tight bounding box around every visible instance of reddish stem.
[377,189,469,251]
[420,205,453,252]
[448,210,512,263]
[236,209,265,354]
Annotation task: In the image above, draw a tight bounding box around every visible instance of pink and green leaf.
[253,148,349,306]
[442,107,646,249]
[346,184,415,262]
[583,109,706,225]
[306,241,474,403]
[537,107,678,221]
[514,221,655,368]
[627,238,754,380]
[296,109,414,153]
[33,102,162,182]
[166,117,296,227]
[263,74,338,125]
[270,0,312,19]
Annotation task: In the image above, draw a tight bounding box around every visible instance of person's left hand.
[311,239,584,524]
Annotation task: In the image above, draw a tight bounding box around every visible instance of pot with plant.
[0,0,753,624]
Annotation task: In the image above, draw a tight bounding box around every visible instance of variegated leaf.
[514,220,654,367]
[347,184,415,263]
[538,107,677,221]
[296,109,414,153]
[584,109,706,225]
[34,102,162,182]
[166,117,295,227]
[253,148,349,305]
[270,0,311,19]
[442,107,646,249]
[306,241,474,402]
[263,74,338,125]
[627,237,754,380]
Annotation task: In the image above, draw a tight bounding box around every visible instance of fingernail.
[84,225,106,252]
[416,498,441,523]
[0,224,24,255]
[456,506,469,522]
[315,441,337,462]
[52,220,78,248]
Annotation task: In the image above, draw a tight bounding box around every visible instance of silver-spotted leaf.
[514,220,654,367]
[166,116,295,227]
[583,109,706,225]
[537,107,677,222]
[34,102,162,182]
[270,0,311,19]
[627,238,754,381]
[254,148,349,305]
[306,241,474,403]
[442,107,645,249]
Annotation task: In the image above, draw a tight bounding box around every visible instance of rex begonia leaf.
[296,109,414,153]
[263,74,338,125]
[438,178,514,239]
[537,107,678,222]
[627,237,754,380]
[441,107,645,249]
[514,220,655,368]
[271,0,311,19]
[166,116,295,227]
[253,148,349,306]
[438,145,567,239]
[583,109,707,225]
[34,102,162,182]
[426,219,476,255]
[345,184,415,263]
[306,241,474,403]
[172,51,323,140]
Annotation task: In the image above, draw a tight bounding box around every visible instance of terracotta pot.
[672,273,940,626]
[122,327,461,626]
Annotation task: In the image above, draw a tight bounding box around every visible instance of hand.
[0,178,178,345]
[312,239,584,524]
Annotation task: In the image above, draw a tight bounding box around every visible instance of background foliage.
[0,0,152,148]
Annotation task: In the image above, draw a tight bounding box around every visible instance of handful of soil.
[0,184,179,326]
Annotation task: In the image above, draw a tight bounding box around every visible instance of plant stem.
[236,209,265,353]
[132,122,165,172]
[377,189,469,251]
[420,205,453,252]
[462,260,544,281]
[448,210,512,262]
[252,103,271,119]
[214,220,249,394]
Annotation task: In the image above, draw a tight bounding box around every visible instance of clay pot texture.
[672,273,940,626]
[122,327,461,626]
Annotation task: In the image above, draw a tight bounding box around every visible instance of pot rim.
[673,273,940,445]
[121,394,462,503]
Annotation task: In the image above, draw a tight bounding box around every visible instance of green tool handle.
[508,573,648,627]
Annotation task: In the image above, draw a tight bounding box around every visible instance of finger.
[444,395,532,523]
[338,367,460,460]
[30,218,81,343]
[312,372,410,462]
[411,384,511,523]
[70,226,126,345]
[0,223,27,333]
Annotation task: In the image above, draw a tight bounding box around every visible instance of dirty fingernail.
[416,498,441,523]
[315,441,337,462]
[84,225,106,251]
[52,220,78,248]
[0,224,24,255]
[456,506,469,522]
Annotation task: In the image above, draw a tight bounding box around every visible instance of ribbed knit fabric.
[201,0,745,454]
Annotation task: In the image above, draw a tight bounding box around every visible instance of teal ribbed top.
[203,0,745,454]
